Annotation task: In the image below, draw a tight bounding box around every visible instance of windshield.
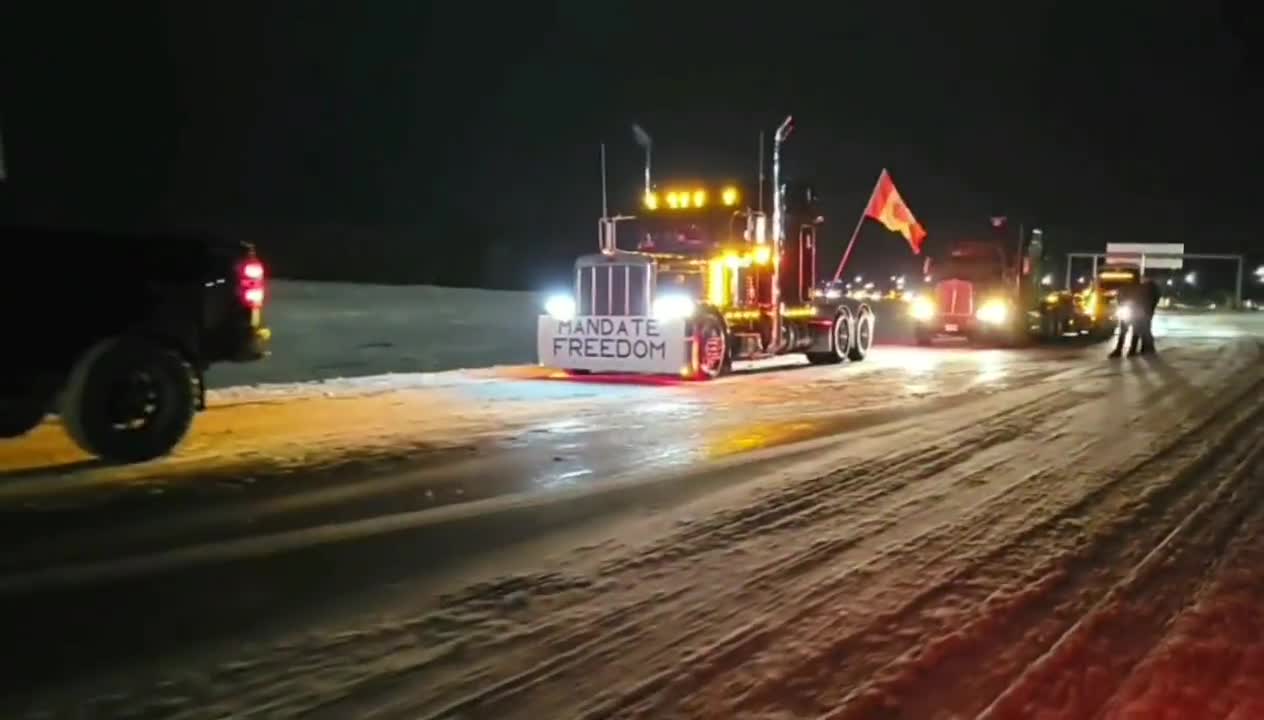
[629,207,747,255]
[933,241,1009,283]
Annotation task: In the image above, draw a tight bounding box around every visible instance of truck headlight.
[544,294,576,321]
[910,297,935,321]
[977,300,1009,325]
[652,293,696,320]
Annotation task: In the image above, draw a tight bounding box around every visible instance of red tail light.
[238,258,266,308]
[242,261,265,280]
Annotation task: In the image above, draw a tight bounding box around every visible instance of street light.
[1185,272,1197,286]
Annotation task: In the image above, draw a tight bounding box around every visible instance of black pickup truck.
[1,227,271,462]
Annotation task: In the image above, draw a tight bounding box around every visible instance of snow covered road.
[2,312,1263,718]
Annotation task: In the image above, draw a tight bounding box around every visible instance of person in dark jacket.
[1137,277,1161,354]
[1109,281,1143,358]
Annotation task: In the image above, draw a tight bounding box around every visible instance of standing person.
[1137,277,1161,354]
[1109,281,1141,358]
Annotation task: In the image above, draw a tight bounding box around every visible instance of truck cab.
[911,233,1090,346]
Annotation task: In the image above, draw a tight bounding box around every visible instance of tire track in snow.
[163,359,1237,719]
[307,382,1095,719]
[820,385,1264,720]
[602,372,1264,719]
[599,383,1089,574]
[40,380,1085,720]
[1095,493,1264,719]
[975,428,1264,720]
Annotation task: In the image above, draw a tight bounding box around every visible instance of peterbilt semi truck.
[537,119,875,379]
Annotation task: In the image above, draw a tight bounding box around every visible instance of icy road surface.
[2,312,1263,719]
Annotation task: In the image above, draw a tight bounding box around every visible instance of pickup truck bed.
[1,226,270,462]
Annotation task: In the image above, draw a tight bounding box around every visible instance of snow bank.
[209,281,540,389]
[208,280,918,389]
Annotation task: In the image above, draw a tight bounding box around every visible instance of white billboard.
[1105,243,1185,270]
[538,315,688,375]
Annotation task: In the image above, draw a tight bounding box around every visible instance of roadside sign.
[1105,243,1185,270]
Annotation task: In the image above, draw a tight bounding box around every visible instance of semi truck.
[910,230,1106,346]
[537,118,875,379]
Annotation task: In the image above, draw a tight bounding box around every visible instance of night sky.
[1,2,1259,292]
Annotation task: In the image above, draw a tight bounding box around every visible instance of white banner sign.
[1105,243,1185,270]
[538,315,688,374]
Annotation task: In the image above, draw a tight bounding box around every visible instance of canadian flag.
[865,169,927,253]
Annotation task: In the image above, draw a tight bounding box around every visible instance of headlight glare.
[910,297,936,321]
[545,294,576,321]
[652,293,696,320]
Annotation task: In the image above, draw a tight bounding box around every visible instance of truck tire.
[848,309,874,361]
[1,395,47,438]
[61,337,198,463]
[693,313,729,380]
[807,307,853,365]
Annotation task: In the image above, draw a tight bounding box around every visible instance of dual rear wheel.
[807,308,874,365]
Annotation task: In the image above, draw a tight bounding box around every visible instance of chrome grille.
[936,279,975,318]
[577,263,650,316]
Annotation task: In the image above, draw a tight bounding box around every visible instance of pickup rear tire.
[61,337,198,463]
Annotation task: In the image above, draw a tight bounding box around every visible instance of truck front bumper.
[537,315,690,375]
[918,315,978,337]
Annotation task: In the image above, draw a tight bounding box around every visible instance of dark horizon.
[1,2,1259,291]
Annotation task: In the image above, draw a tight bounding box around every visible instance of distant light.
[752,245,771,264]
[721,186,739,206]
[1077,276,1087,284]
[644,192,659,210]
[863,282,875,290]
[1040,274,1053,287]
[666,192,680,208]
[1185,272,1196,285]
[693,189,706,207]
[1166,278,1174,286]
[1254,265,1264,278]
[855,275,863,283]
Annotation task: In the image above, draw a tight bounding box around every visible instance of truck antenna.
[757,130,765,212]
[632,123,652,198]
[600,142,608,219]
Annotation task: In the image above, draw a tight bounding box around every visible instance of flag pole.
[833,170,883,282]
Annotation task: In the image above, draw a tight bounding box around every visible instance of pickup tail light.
[239,258,266,309]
